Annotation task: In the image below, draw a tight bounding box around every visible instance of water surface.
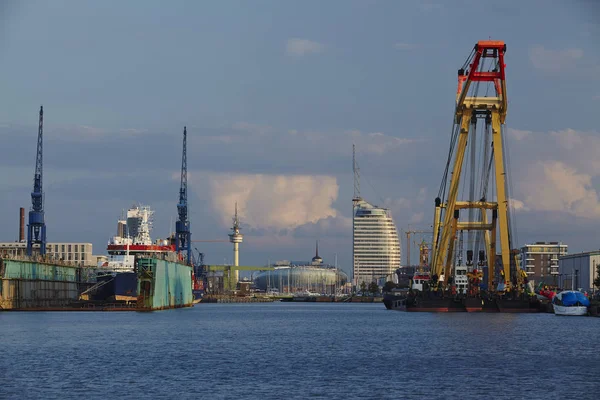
[1,303,598,399]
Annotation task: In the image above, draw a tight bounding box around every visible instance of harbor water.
[0,303,598,399]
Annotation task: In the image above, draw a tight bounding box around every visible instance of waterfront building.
[558,251,600,292]
[352,199,401,286]
[518,242,568,285]
[0,242,94,266]
[253,245,348,294]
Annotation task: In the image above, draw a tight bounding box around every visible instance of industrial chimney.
[19,207,25,242]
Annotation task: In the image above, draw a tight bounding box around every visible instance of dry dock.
[0,258,85,310]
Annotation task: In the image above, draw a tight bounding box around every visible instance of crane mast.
[27,106,47,256]
[430,41,512,292]
[176,126,191,264]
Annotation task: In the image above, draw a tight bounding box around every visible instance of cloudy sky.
[1,0,599,277]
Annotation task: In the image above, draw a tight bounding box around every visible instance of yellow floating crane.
[430,41,514,292]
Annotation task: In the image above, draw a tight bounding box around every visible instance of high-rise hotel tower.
[353,199,401,285]
[352,145,401,286]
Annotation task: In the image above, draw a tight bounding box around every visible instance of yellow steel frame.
[430,105,511,290]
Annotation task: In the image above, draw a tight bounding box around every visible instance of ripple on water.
[0,303,598,399]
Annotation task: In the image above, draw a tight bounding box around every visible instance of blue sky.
[1,0,599,276]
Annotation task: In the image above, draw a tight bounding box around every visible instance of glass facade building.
[353,199,401,286]
[253,262,348,294]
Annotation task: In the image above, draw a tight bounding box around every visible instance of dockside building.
[0,242,94,266]
[558,251,600,292]
[518,242,568,285]
[352,198,401,286]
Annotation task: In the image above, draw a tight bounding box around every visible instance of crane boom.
[175,126,191,264]
[27,106,47,256]
[430,41,512,292]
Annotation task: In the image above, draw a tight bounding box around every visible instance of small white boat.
[552,291,590,316]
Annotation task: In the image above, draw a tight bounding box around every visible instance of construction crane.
[27,106,46,256]
[404,229,432,267]
[175,126,191,264]
[430,40,512,291]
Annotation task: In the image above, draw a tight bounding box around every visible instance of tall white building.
[352,199,401,286]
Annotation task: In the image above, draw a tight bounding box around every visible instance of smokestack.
[19,207,25,242]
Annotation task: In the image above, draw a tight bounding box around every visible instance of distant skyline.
[1,0,599,277]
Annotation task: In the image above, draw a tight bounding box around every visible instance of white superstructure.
[352,199,401,286]
[99,204,166,273]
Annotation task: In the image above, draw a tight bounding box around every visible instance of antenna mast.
[352,144,361,202]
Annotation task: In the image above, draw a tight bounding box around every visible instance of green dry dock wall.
[0,259,79,309]
[138,258,193,310]
[1,259,78,281]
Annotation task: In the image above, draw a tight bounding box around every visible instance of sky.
[1,0,599,277]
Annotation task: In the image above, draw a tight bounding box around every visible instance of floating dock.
[0,258,85,310]
[136,257,194,311]
[1,256,194,312]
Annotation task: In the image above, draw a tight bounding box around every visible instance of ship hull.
[92,272,137,302]
[383,294,407,311]
[552,304,588,316]
[483,296,542,313]
[136,258,193,311]
[464,297,484,312]
[405,296,466,312]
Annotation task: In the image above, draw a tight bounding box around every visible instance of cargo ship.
[93,205,173,302]
[91,205,193,310]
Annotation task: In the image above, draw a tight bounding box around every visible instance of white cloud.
[286,38,324,57]
[205,173,340,230]
[549,129,600,174]
[529,46,584,74]
[509,198,529,212]
[394,43,418,51]
[293,215,353,238]
[359,132,420,155]
[507,128,532,141]
[519,161,600,218]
